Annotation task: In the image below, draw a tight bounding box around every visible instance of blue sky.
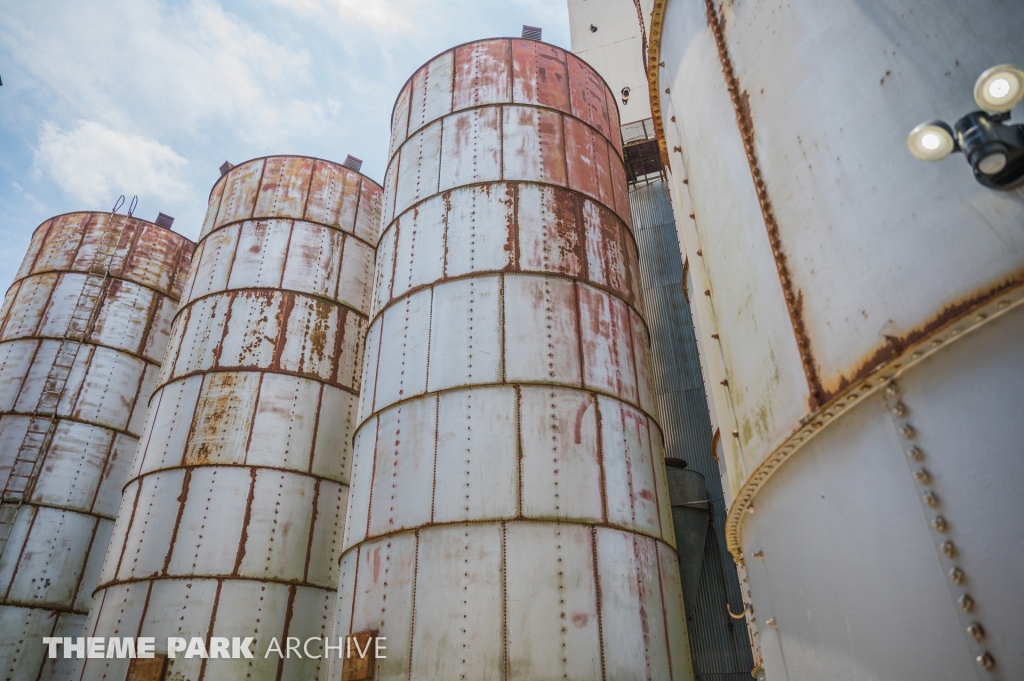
[0,0,570,291]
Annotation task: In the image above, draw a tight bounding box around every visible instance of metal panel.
[439,107,502,192]
[81,157,381,681]
[0,210,193,681]
[503,274,581,386]
[454,40,512,111]
[426,276,502,392]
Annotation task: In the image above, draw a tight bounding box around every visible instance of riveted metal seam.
[724,284,1024,561]
[275,584,297,681]
[196,577,224,681]
[655,542,675,681]
[110,477,143,586]
[173,286,368,327]
[339,515,679,564]
[8,268,188,304]
[594,392,608,523]
[159,468,191,574]
[0,408,146,441]
[701,0,821,406]
[645,0,670,166]
[405,530,420,681]
[1,505,38,602]
[591,525,607,681]
[150,366,360,403]
[206,155,383,205]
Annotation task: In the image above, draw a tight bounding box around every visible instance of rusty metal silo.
[648,0,1024,678]
[0,211,194,680]
[332,38,694,681]
[78,156,381,681]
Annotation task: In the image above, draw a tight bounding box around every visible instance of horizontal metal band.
[199,215,379,253]
[724,281,1024,563]
[123,461,349,496]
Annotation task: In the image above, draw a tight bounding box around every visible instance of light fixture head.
[907,120,956,161]
[974,64,1024,113]
[621,87,630,105]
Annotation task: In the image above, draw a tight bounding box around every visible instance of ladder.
[0,196,134,561]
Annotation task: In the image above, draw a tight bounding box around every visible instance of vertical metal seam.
[424,287,435,392]
[430,394,440,523]
[87,430,118,515]
[251,160,269,222]
[501,519,508,681]
[625,299,642,409]
[160,468,191,575]
[67,510,101,607]
[307,382,326,474]
[573,281,586,388]
[175,371,209,468]
[701,0,821,406]
[591,526,607,681]
[301,159,316,223]
[499,274,507,383]
[644,414,665,542]
[197,578,224,681]
[405,530,421,681]
[278,220,296,290]
[232,468,258,575]
[1,505,37,601]
[363,417,382,540]
[111,478,143,583]
[515,385,524,518]
[346,544,361,633]
[303,478,322,583]
[594,393,608,523]
[275,584,297,681]
[654,542,676,681]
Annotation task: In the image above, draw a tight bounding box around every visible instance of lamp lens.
[907,121,955,162]
[989,78,1011,99]
[978,152,1007,175]
[975,64,1024,112]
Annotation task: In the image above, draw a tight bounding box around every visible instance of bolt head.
[924,491,940,507]
[914,468,932,484]
[933,516,949,532]
[959,594,975,612]
[950,567,965,584]
[891,402,908,416]
[941,540,956,557]
[967,622,986,640]
[909,446,924,461]
[976,652,996,671]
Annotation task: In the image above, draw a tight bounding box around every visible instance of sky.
[0,0,571,292]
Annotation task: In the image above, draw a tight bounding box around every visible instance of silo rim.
[207,154,384,204]
[389,37,622,135]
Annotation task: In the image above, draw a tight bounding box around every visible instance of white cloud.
[34,120,190,206]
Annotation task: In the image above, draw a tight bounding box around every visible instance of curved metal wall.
[78,156,381,681]
[651,0,1024,677]
[332,38,693,681]
[0,212,194,680]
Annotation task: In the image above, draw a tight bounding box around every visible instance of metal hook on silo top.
[127,196,138,217]
[111,195,125,215]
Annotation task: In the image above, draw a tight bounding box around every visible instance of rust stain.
[573,398,590,445]
[571,612,590,627]
[819,268,1024,401]
[503,184,519,271]
[703,0,823,408]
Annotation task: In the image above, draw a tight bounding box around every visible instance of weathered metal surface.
[630,178,754,680]
[332,39,693,681]
[653,0,1024,677]
[79,157,381,681]
[0,212,193,681]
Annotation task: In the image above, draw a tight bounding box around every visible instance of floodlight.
[974,64,1024,113]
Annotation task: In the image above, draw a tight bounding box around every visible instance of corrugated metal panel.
[629,179,754,678]
[0,213,193,681]
[79,157,381,681]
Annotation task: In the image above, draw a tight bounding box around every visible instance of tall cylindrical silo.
[332,38,694,681]
[78,156,381,681]
[0,212,194,680]
[649,0,1024,677]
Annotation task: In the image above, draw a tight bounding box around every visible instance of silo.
[332,38,694,681]
[78,156,381,681]
[650,0,1024,678]
[0,211,194,680]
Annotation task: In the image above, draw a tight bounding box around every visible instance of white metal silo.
[0,211,194,680]
[331,38,695,681]
[78,156,381,681]
[648,0,1024,677]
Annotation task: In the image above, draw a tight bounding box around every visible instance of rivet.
[752,550,764,560]
[967,622,986,640]
[909,446,924,461]
[900,424,916,439]
[746,505,755,515]
[665,87,671,94]
[932,516,948,532]
[976,651,996,670]
[941,540,956,557]
[923,491,939,507]
[914,468,932,484]
[958,594,975,612]
[732,430,739,438]
[696,249,703,256]
[891,402,907,417]
[931,339,943,347]
[766,617,777,628]
[704,289,711,296]
[885,382,898,396]
[911,351,923,358]
[711,333,720,339]
[720,379,729,386]
[949,567,965,584]
[997,300,1009,309]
